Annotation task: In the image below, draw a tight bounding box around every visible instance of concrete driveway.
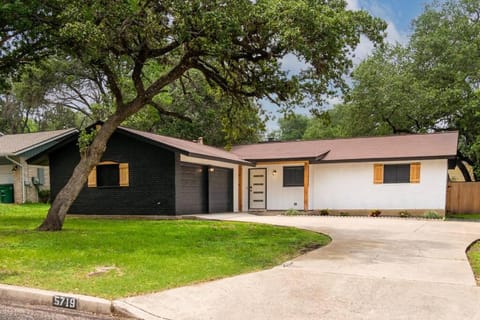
[116,215,480,320]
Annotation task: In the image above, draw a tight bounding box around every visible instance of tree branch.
[144,53,194,99]
[148,100,192,122]
[96,61,124,108]
[149,41,181,57]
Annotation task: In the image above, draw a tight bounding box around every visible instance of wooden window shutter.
[119,163,129,187]
[410,162,421,183]
[373,164,384,184]
[87,167,97,187]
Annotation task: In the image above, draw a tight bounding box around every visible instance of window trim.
[87,161,129,188]
[373,162,421,184]
[283,166,304,187]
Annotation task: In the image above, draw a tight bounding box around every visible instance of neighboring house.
[0,129,77,203]
[30,126,458,216]
[232,132,458,216]
[30,126,248,215]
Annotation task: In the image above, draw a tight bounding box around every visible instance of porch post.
[238,165,243,212]
[304,161,309,211]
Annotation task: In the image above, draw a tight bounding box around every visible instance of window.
[88,162,129,187]
[283,166,304,187]
[37,168,45,185]
[97,164,119,187]
[384,164,410,183]
[373,163,421,184]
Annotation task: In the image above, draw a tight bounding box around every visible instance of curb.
[113,301,164,320]
[0,283,121,317]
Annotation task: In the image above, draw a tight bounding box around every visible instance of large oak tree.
[1,0,386,230]
[339,0,480,179]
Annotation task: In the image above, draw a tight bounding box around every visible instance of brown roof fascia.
[310,155,457,164]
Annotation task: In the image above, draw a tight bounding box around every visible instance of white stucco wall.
[242,164,305,211]
[310,159,449,211]
[180,154,240,212]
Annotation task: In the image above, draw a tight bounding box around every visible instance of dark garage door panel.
[209,167,233,213]
[177,164,207,213]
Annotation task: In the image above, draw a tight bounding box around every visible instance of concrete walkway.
[116,214,480,320]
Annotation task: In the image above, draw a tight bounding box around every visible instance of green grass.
[446,213,480,220]
[467,240,480,285]
[0,204,330,299]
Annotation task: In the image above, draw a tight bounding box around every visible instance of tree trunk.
[37,58,191,231]
[457,159,473,182]
[37,109,138,231]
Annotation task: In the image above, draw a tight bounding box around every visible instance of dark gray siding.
[50,131,176,215]
[208,167,233,213]
[175,163,208,214]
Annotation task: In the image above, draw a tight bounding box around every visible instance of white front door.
[249,168,266,209]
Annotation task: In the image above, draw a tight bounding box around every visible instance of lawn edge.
[466,239,480,286]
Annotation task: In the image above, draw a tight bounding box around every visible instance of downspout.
[5,155,25,203]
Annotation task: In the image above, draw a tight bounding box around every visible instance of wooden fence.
[446,182,480,214]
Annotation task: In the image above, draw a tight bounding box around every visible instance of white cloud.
[348,0,408,65]
[346,0,360,10]
[280,53,307,75]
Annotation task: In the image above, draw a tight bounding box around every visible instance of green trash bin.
[0,184,14,203]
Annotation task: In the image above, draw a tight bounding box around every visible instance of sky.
[263,0,429,132]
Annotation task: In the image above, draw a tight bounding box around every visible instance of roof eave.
[13,129,79,157]
[118,128,251,166]
[314,154,457,164]
[186,152,253,166]
[245,156,320,163]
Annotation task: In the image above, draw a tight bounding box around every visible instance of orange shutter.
[119,163,129,187]
[410,162,421,183]
[87,167,97,187]
[373,164,384,184]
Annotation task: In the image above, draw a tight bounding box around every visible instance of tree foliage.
[334,0,480,178]
[125,73,266,147]
[277,114,309,141]
[1,0,386,230]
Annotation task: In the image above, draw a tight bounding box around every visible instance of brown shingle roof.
[231,132,459,162]
[0,129,77,156]
[120,127,249,165]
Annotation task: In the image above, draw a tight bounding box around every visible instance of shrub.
[369,209,381,217]
[37,189,50,204]
[319,209,330,216]
[399,210,410,218]
[424,211,441,219]
[284,208,300,216]
[339,212,349,216]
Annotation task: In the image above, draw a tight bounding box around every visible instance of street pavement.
[0,301,127,320]
[117,214,480,320]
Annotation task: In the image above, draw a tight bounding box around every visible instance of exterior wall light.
[209,167,215,173]
[272,169,277,176]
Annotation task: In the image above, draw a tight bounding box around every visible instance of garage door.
[177,164,208,214]
[0,166,14,184]
[208,167,233,213]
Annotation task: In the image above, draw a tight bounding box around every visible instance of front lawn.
[467,240,480,285]
[0,204,330,299]
[446,213,480,221]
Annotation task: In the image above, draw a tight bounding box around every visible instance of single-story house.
[0,129,77,203]
[30,126,248,215]
[29,126,458,216]
[232,132,458,216]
